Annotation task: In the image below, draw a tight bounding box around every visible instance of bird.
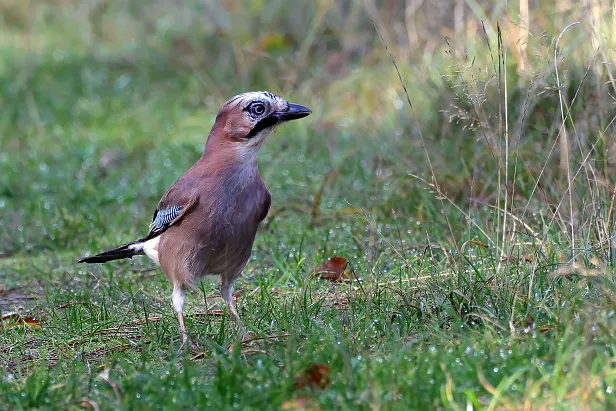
[78,91,311,351]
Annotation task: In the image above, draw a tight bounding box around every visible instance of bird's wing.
[147,206,183,236]
[141,178,199,241]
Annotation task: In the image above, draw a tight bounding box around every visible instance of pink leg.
[177,311,188,351]
[221,283,247,340]
[172,284,189,354]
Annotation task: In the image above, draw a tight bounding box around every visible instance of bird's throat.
[247,116,278,139]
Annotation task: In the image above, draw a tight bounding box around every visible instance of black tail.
[78,241,144,264]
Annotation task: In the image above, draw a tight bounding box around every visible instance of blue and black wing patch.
[147,205,183,237]
[153,206,182,230]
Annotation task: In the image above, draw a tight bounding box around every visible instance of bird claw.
[241,331,252,343]
[176,334,197,358]
[226,329,253,351]
[176,341,188,358]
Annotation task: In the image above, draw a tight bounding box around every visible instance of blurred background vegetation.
[2,0,616,258]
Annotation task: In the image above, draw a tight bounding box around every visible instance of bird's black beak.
[274,103,312,122]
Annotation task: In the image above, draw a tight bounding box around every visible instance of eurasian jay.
[79,91,311,350]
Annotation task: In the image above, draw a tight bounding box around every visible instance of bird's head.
[208,91,311,158]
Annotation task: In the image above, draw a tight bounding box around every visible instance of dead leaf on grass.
[294,364,331,390]
[468,240,489,248]
[313,257,350,281]
[1,312,42,330]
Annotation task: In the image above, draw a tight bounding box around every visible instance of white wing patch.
[131,237,161,266]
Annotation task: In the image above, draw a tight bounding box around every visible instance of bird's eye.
[250,103,266,116]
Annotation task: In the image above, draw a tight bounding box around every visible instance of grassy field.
[2,1,616,409]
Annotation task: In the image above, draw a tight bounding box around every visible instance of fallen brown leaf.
[1,312,42,330]
[314,257,349,281]
[294,364,331,390]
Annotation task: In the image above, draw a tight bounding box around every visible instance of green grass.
[3,1,616,409]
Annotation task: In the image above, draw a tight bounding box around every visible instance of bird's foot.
[227,328,253,351]
[176,342,188,358]
[176,333,194,358]
[241,330,252,343]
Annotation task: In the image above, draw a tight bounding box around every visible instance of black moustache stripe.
[247,116,278,138]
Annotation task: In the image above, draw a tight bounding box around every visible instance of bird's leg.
[172,283,189,355]
[221,283,247,341]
